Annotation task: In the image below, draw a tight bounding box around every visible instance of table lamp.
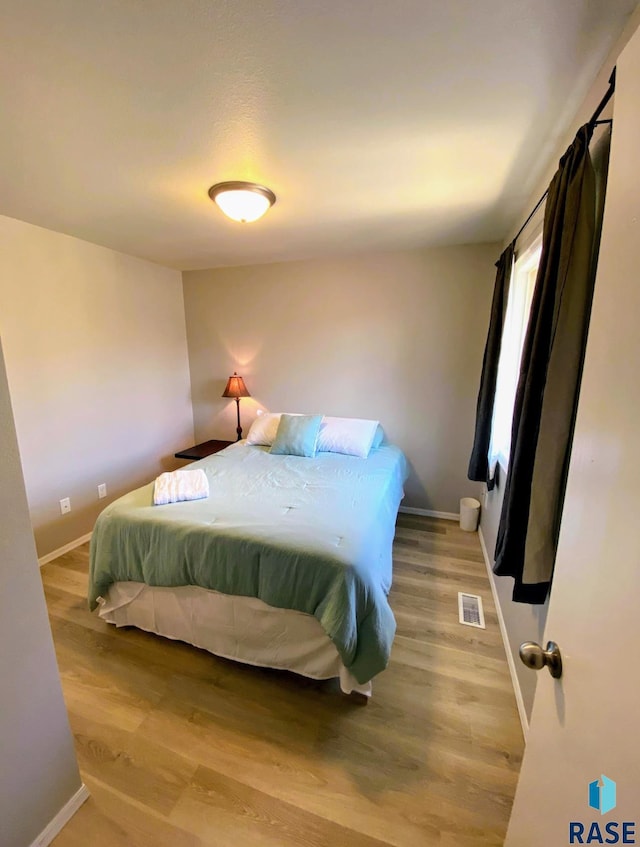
[222,372,251,441]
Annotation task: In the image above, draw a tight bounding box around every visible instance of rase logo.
[569,776,636,845]
[590,776,617,816]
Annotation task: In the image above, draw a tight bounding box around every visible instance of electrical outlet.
[98,483,107,499]
[60,497,71,515]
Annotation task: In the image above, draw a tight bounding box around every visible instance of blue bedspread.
[89,442,407,683]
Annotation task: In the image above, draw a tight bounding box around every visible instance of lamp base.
[235,398,242,441]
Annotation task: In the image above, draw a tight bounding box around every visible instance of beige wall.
[183,244,499,514]
[481,473,548,722]
[0,215,194,557]
[0,338,82,847]
[479,5,640,726]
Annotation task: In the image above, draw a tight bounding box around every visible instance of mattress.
[90,441,408,683]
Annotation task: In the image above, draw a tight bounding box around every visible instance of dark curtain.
[494,123,610,603]
[467,242,515,490]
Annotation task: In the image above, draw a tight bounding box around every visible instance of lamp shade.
[222,372,250,399]
[208,182,276,223]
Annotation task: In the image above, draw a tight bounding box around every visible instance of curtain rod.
[511,67,616,247]
[588,67,616,129]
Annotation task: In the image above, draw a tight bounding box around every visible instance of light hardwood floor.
[41,514,523,847]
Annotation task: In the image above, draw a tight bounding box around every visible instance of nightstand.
[174,439,235,460]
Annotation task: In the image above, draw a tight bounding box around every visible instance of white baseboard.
[29,783,90,847]
[38,532,92,567]
[478,526,529,740]
[399,506,459,521]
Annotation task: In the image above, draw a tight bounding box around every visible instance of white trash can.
[460,497,481,532]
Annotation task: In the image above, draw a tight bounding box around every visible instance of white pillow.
[246,410,303,446]
[316,416,380,458]
[246,411,282,446]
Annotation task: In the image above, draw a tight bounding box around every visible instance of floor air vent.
[458,592,485,629]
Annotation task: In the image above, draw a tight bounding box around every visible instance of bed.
[89,439,407,695]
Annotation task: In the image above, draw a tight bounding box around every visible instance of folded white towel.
[153,469,209,505]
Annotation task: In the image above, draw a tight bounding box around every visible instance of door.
[505,23,640,847]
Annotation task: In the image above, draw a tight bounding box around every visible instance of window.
[488,234,543,474]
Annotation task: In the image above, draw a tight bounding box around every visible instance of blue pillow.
[270,414,323,458]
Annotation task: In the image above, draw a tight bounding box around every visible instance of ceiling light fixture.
[208,181,276,223]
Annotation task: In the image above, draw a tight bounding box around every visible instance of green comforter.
[89,442,407,682]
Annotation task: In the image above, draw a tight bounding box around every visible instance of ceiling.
[1,0,637,270]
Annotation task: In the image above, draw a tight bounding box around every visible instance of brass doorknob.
[519,640,563,679]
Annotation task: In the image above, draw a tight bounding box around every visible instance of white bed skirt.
[98,582,372,697]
